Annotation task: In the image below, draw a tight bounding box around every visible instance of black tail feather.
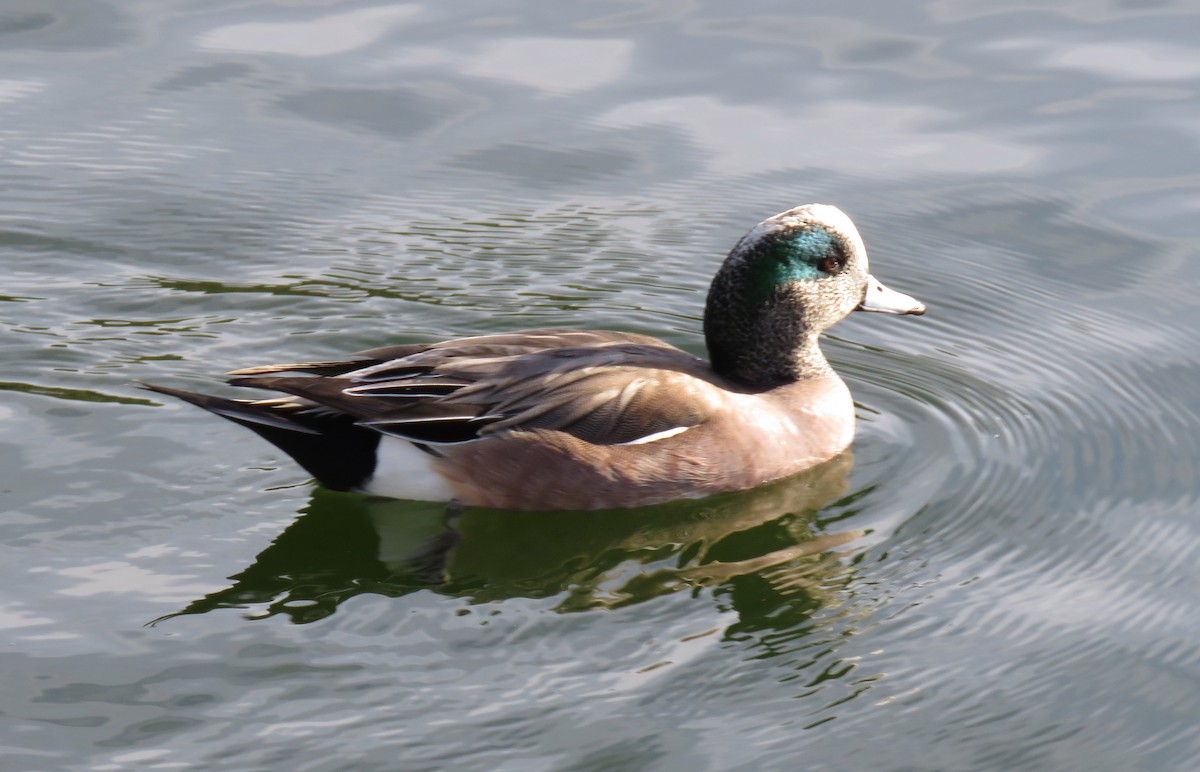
[138,382,380,492]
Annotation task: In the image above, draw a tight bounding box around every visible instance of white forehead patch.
[746,203,869,269]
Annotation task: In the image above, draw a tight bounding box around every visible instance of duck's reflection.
[162,453,866,625]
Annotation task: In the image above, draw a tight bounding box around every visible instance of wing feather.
[221,329,724,446]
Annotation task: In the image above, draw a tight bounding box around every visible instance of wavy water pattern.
[1,0,1199,769]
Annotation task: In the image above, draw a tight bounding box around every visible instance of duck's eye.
[818,255,845,274]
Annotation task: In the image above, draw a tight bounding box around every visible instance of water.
[3,1,1199,769]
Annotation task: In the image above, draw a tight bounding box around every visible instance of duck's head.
[704,204,924,387]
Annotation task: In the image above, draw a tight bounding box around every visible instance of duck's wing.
[227,329,724,447]
[226,329,668,376]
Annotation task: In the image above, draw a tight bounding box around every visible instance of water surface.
[2,1,1199,769]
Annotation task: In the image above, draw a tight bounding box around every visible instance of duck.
[141,204,925,511]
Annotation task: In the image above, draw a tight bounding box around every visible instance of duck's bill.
[858,274,926,315]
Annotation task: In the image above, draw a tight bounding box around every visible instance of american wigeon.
[142,204,924,511]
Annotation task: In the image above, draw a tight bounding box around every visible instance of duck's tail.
[136,382,380,492]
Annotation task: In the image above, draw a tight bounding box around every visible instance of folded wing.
[225,329,724,447]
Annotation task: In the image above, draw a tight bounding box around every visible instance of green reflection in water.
[157,453,867,627]
[0,380,156,405]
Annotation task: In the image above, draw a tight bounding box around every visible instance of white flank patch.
[616,425,692,446]
[362,437,456,502]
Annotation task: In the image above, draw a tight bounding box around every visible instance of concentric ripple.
[734,200,1200,732]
